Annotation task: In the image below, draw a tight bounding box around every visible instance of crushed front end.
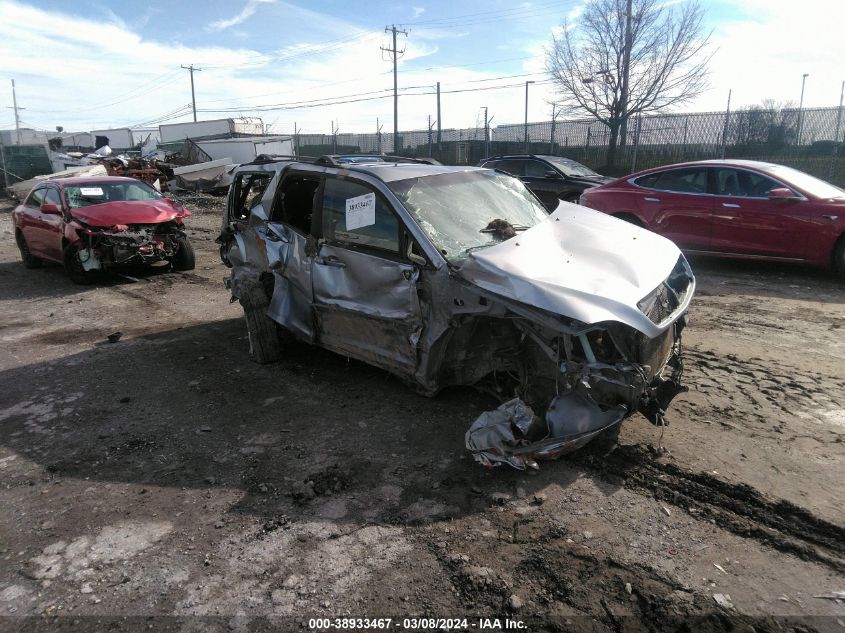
[464,255,694,470]
[70,221,186,271]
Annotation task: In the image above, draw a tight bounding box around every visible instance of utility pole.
[797,73,809,146]
[482,107,493,158]
[10,79,23,145]
[181,64,202,122]
[436,81,442,150]
[382,25,408,153]
[377,117,384,154]
[427,115,437,157]
[550,104,557,154]
[524,80,535,153]
[331,120,339,154]
[293,122,299,156]
[619,0,633,147]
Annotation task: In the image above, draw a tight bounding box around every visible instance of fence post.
[585,125,591,164]
[721,89,732,159]
[0,140,8,190]
[830,81,844,180]
[631,115,642,173]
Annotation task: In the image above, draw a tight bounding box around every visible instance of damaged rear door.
[312,175,422,376]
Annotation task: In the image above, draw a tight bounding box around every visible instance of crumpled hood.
[456,202,692,337]
[70,200,187,227]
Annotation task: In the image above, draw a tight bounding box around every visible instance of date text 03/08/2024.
[307,617,528,630]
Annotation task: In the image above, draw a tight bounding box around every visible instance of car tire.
[171,236,196,271]
[834,235,845,277]
[239,281,282,364]
[15,231,42,269]
[63,244,96,285]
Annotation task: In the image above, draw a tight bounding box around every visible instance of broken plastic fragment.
[465,394,627,470]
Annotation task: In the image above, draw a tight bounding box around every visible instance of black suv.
[478,154,610,211]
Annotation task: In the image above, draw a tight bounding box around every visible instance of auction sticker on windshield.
[345,193,375,230]
[79,187,104,196]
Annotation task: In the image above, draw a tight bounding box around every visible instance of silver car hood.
[456,203,691,337]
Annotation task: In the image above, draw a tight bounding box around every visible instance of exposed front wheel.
[16,231,42,269]
[63,244,96,285]
[239,282,282,364]
[171,236,196,271]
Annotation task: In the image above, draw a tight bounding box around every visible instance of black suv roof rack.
[247,154,319,166]
[315,154,442,167]
[481,154,543,161]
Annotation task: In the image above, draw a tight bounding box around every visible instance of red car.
[579,160,845,275]
[12,176,194,284]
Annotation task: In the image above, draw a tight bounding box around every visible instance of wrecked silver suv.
[218,156,694,469]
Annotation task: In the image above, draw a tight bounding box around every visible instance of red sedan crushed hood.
[70,200,188,227]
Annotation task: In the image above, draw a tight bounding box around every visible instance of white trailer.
[195,136,294,164]
[90,127,135,150]
[159,117,264,144]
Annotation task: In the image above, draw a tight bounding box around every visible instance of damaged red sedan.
[12,176,194,283]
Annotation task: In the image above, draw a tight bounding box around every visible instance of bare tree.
[546,0,712,168]
[735,100,798,150]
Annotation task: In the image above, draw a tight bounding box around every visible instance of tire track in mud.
[682,348,845,436]
[576,444,845,573]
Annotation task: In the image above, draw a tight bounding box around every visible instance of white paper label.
[345,193,375,230]
[79,187,104,196]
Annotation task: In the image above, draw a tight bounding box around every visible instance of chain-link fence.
[297,105,845,186]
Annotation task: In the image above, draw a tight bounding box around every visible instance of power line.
[24,72,185,115]
[404,0,575,26]
[196,79,554,114]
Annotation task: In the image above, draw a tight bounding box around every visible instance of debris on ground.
[713,593,734,610]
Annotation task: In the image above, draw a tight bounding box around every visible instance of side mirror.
[544,170,561,179]
[40,203,61,214]
[767,187,801,201]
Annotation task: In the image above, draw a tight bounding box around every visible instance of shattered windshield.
[64,181,162,208]
[544,157,600,178]
[388,170,549,260]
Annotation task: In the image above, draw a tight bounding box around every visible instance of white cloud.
[0,0,538,134]
[696,0,845,111]
[4,0,838,138]
[413,6,425,19]
[207,0,274,33]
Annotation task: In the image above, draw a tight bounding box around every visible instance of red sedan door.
[18,187,49,257]
[709,167,810,259]
[632,166,713,250]
[38,188,66,261]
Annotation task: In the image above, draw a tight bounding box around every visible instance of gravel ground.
[0,193,843,632]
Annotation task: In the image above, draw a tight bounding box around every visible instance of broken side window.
[232,173,272,221]
[269,174,321,235]
[321,178,400,255]
[25,188,46,209]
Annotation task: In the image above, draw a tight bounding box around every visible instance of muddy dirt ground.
[0,194,843,632]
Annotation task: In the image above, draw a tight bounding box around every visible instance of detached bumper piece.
[465,395,627,470]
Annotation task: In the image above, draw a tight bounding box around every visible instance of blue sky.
[0,0,840,135]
